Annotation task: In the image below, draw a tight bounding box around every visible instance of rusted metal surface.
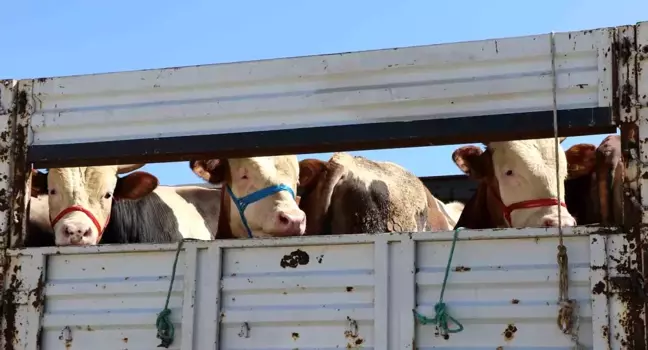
[8,80,31,250]
[1,251,46,350]
[616,22,648,350]
[0,80,17,248]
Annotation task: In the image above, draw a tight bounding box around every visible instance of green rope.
[156,239,185,348]
[413,227,464,339]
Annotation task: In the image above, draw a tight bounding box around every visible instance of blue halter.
[226,183,296,238]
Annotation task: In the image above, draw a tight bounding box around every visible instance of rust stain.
[2,264,21,350]
[122,337,128,343]
[511,299,520,304]
[592,281,606,295]
[344,317,363,349]
[454,266,471,272]
[502,323,517,341]
[621,82,635,115]
[280,249,310,268]
[291,332,299,341]
[346,286,354,292]
[28,271,45,309]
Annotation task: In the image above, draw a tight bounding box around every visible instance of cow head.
[189,156,306,238]
[452,138,576,228]
[31,165,159,246]
[564,143,600,225]
[565,143,597,180]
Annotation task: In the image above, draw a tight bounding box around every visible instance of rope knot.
[156,308,174,348]
[413,228,464,339]
[155,239,185,348]
[557,299,575,335]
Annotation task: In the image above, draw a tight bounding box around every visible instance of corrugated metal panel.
[414,235,592,349]
[6,227,610,350]
[26,27,613,146]
[40,250,188,350]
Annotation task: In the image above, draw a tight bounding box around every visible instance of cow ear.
[31,170,48,197]
[114,171,159,200]
[452,146,488,179]
[190,159,226,184]
[565,143,596,179]
[299,159,327,190]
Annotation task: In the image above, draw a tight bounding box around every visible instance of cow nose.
[542,215,576,227]
[64,224,93,239]
[275,210,306,236]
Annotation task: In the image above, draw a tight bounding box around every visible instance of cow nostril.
[278,213,290,226]
[543,218,557,227]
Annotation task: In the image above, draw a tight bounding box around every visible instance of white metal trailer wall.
[1,20,647,350]
[7,228,606,350]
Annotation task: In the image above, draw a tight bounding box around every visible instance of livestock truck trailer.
[1,20,648,350]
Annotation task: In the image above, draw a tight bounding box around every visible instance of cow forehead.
[48,166,119,192]
[230,156,299,179]
[490,139,566,173]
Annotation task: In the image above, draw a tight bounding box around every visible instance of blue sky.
[2,0,644,185]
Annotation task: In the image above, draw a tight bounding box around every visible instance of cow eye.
[505,170,513,176]
[49,189,56,195]
[104,192,112,199]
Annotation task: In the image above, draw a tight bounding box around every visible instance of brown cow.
[565,134,640,226]
[297,152,463,235]
[452,138,577,229]
[564,143,600,225]
[189,156,306,238]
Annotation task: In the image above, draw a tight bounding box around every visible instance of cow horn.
[117,164,145,174]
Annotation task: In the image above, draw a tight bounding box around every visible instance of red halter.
[483,178,568,226]
[50,206,110,243]
[498,197,567,226]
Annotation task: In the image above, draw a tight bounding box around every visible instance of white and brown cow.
[297,152,462,235]
[189,156,306,238]
[452,138,577,228]
[28,165,220,246]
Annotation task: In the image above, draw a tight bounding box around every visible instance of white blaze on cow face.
[488,138,576,227]
[190,156,306,238]
[31,165,158,246]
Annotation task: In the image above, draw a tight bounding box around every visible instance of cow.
[564,142,600,225]
[28,165,220,246]
[563,134,641,227]
[451,138,577,229]
[296,152,463,235]
[189,156,306,239]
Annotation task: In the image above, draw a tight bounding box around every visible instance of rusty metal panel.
[635,20,648,350]
[0,79,16,248]
[3,227,615,349]
[26,28,614,148]
[615,20,648,350]
[0,79,32,249]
